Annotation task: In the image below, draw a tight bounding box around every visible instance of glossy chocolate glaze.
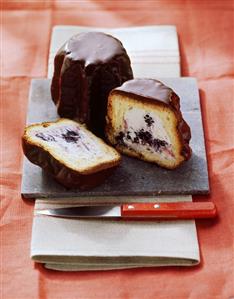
[51,32,133,137]
[111,78,192,162]
[115,78,173,105]
[65,32,127,66]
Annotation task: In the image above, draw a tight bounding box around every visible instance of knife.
[36,202,217,220]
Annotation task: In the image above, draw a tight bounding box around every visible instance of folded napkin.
[30,25,199,271]
[32,196,199,271]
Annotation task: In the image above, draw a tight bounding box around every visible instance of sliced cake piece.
[22,119,121,189]
[106,79,192,169]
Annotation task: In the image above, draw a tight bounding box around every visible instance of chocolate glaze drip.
[51,32,133,137]
[111,78,192,161]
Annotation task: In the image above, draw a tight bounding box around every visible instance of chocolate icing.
[65,32,127,66]
[51,32,133,137]
[115,78,172,105]
[111,78,192,161]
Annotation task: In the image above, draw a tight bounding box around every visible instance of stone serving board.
[21,78,209,198]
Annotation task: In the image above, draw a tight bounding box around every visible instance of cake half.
[106,79,192,169]
[22,119,121,189]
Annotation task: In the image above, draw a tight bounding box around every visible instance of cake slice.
[22,119,121,189]
[106,79,192,169]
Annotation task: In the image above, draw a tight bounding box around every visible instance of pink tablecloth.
[1,1,234,298]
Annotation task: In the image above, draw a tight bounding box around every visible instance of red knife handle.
[121,202,217,219]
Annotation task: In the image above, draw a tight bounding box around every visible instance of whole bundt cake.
[51,32,133,137]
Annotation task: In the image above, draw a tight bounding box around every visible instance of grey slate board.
[21,78,209,198]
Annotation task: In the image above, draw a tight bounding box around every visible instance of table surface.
[1,1,234,299]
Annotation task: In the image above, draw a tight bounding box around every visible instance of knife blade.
[36,202,217,220]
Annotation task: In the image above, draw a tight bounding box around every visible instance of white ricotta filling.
[119,108,175,161]
[30,124,107,168]
[125,108,170,142]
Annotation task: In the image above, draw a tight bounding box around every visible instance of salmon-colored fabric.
[1,1,234,298]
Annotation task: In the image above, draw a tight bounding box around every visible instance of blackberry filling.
[126,131,131,140]
[152,138,167,151]
[116,131,125,145]
[62,130,80,143]
[144,114,154,127]
[133,137,139,144]
[35,129,80,144]
[35,133,55,142]
[135,129,152,145]
[116,128,168,152]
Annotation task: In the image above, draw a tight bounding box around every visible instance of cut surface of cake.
[51,31,133,137]
[22,119,121,189]
[106,79,192,169]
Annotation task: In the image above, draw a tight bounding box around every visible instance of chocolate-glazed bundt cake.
[106,79,192,169]
[51,32,133,137]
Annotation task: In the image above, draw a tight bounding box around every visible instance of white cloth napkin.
[32,195,199,271]
[31,25,199,271]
